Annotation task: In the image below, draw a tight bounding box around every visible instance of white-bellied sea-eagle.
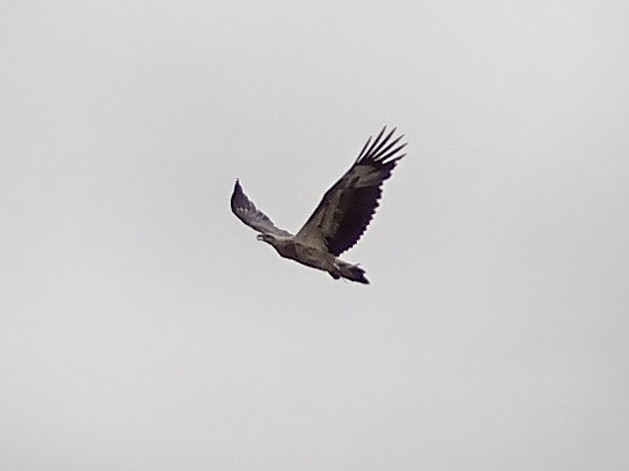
[230,126,406,284]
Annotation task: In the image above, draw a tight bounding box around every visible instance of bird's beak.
[256,234,264,241]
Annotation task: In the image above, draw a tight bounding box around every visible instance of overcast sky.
[2,1,628,469]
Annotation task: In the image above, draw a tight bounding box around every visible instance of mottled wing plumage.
[230,180,293,237]
[295,127,406,256]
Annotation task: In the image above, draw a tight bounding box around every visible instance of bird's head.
[256,233,276,245]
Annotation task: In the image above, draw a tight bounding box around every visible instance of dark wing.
[294,126,406,256]
[230,179,293,237]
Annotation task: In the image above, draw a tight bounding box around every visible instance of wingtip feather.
[356,126,407,165]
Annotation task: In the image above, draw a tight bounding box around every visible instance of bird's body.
[256,233,368,283]
[230,127,406,284]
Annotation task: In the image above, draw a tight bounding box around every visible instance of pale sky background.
[2,1,628,469]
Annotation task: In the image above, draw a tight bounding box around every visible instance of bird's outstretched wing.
[230,180,293,237]
[294,127,406,256]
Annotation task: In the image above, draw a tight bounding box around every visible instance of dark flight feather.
[295,126,406,255]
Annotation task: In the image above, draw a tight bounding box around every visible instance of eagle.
[230,126,406,284]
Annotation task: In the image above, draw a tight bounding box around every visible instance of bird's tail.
[338,262,370,284]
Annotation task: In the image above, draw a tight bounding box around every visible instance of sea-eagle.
[230,126,406,284]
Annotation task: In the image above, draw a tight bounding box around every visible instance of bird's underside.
[230,126,406,284]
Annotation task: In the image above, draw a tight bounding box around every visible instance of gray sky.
[2,0,628,469]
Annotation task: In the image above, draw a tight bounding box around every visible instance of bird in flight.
[230,126,406,284]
